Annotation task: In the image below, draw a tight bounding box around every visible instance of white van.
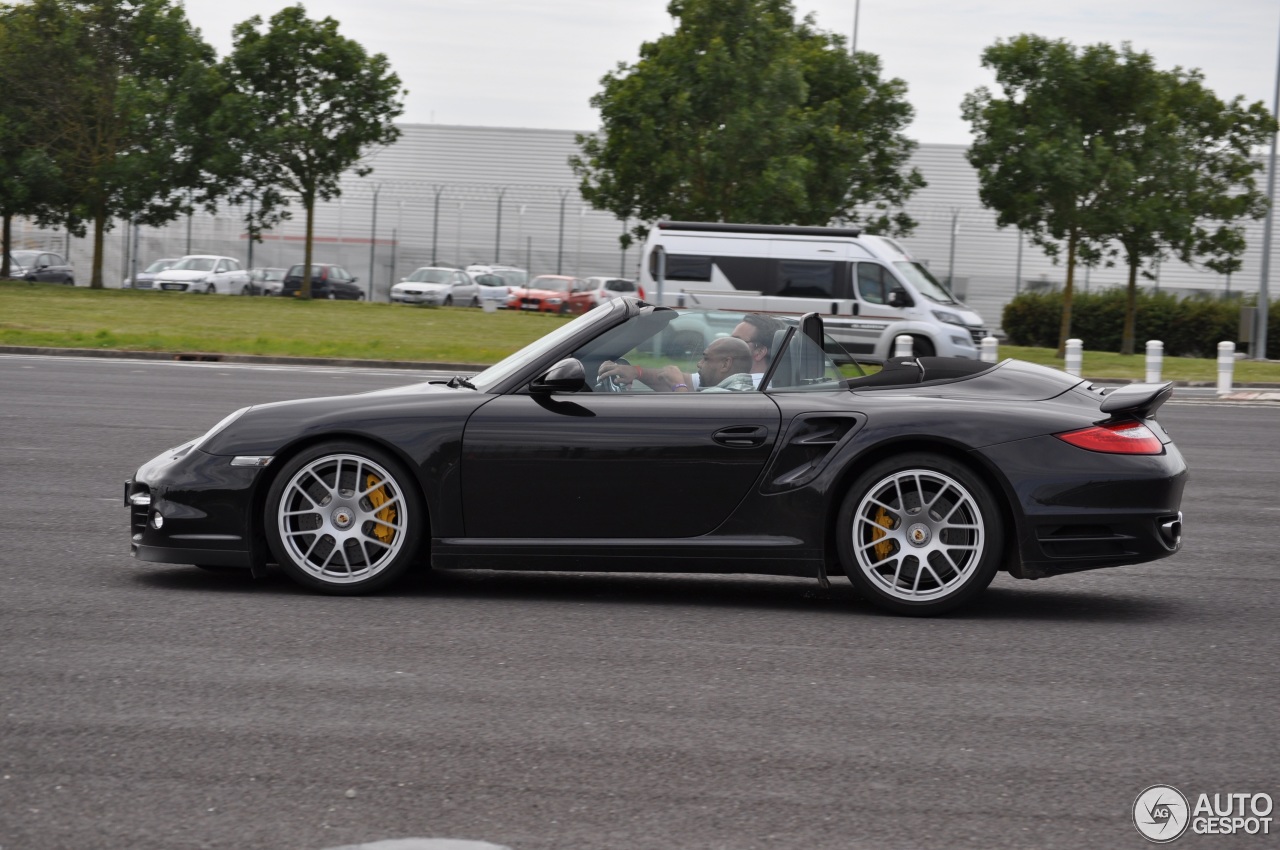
[639,221,987,359]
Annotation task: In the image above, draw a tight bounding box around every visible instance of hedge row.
[1001,290,1280,358]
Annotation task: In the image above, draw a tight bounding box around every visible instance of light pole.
[431,186,444,266]
[455,201,465,265]
[1255,12,1279,359]
[515,204,527,268]
[495,187,506,263]
[556,189,568,274]
[367,182,381,301]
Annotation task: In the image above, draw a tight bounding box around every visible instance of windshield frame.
[468,300,629,393]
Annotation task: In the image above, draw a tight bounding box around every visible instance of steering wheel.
[595,373,629,393]
[593,357,631,393]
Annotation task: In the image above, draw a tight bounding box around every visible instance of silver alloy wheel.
[851,468,985,602]
[275,453,408,585]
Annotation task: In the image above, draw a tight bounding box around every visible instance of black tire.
[264,441,425,595]
[911,336,936,358]
[836,452,1002,616]
[469,296,479,308]
[444,295,453,307]
[206,283,216,295]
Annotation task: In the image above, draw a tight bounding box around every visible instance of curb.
[0,345,484,373]
[4,344,1280,390]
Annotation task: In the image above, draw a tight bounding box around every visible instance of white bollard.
[980,335,999,363]
[1217,341,1235,393]
[1145,340,1163,383]
[1064,338,1083,377]
[894,334,913,358]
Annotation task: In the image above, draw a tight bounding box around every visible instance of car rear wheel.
[836,452,1002,616]
[264,442,424,594]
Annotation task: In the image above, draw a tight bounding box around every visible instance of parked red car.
[506,275,593,314]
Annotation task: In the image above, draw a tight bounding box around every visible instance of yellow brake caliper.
[871,506,895,562]
[365,473,397,544]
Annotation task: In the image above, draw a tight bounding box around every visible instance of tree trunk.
[1121,251,1140,356]
[1,213,11,278]
[1055,228,1079,357]
[302,192,314,299]
[91,213,106,289]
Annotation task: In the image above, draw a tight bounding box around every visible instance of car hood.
[512,288,568,298]
[157,270,214,281]
[395,282,450,291]
[198,381,487,457]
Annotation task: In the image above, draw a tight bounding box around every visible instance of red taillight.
[1055,420,1163,454]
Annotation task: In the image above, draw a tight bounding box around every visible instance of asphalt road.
[1,355,1277,850]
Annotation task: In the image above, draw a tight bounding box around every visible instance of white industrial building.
[9,122,1275,330]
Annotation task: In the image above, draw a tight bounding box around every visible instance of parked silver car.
[123,258,180,290]
[391,267,478,306]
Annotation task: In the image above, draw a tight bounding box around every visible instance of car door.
[461,392,782,539]
[36,253,60,283]
[212,259,231,293]
[452,271,477,304]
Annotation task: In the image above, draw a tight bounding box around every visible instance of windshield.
[894,261,958,305]
[530,276,570,292]
[10,250,39,265]
[469,302,620,392]
[144,260,176,273]
[174,257,218,272]
[407,268,452,283]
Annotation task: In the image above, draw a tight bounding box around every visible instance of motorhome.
[639,221,987,359]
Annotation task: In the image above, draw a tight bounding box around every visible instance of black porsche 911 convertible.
[125,298,1186,615]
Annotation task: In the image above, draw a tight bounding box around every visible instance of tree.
[963,36,1153,355]
[3,0,223,288]
[1096,68,1273,354]
[216,5,405,299]
[0,3,72,277]
[570,0,923,247]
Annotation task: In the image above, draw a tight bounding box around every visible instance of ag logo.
[1134,785,1190,843]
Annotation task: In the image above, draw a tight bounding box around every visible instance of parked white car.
[153,255,251,294]
[465,264,527,303]
[391,267,478,306]
[583,275,643,307]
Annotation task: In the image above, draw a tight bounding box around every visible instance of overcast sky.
[184,0,1279,146]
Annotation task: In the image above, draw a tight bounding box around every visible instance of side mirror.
[350,276,359,283]
[888,290,912,308]
[530,358,588,394]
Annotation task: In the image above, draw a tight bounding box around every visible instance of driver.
[600,337,755,393]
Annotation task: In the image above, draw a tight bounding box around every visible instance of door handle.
[712,425,769,448]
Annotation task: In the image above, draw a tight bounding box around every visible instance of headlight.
[192,406,250,452]
[547,298,563,305]
[932,309,963,325]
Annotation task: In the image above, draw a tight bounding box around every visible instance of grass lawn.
[2,280,1277,383]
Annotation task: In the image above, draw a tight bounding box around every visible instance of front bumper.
[126,445,269,568]
[392,290,443,305]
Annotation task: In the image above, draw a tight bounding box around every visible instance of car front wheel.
[264,442,424,594]
[836,452,1002,616]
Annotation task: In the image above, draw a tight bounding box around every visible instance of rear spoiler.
[1099,382,1174,418]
